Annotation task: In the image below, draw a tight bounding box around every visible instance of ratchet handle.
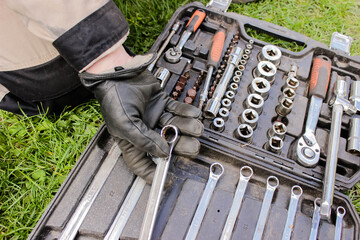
[308,56,332,99]
[207,28,226,68]
[186,9,206,33]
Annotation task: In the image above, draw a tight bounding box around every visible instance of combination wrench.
[334,206,346,240]
[292,56,331,167]
[185,162,224,240]
[308,198,321,240]
[281,185,303,240]
[220,166,253,240]
[252,176,279,240]
[139,125,179,240]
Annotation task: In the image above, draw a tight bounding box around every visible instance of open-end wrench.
[185,163,224,240]
[104,176,146,240]
[292,56,331,167]
[198,28,226,109]
[220,166,253,240]
[139,125,179,240]
[165,10,206,63]
[321,79,357,219]
[252,176,279,240]
[334,206,346,240]
[309,198,321,240]
[281,185,303,240]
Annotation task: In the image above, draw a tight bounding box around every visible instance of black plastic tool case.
[29,2,360,239]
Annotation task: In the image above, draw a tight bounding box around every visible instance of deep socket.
[248,77,271,100]
[275,98,293,117]
[258,45,282,66]
[239,109,259,129]
[267,121,287,139]
[234,124,253,143]
[244,93,264,114]
[347,116,360,154]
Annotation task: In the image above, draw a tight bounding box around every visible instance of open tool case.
[30,1,360,239]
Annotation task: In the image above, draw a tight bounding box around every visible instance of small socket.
[240,59,247,65]
[234,124,253,143]
[279,87,296,101]
[232,76,241,84]
[249,39,255,44]
[275,98,293,117]
[237,65,246,72]
[221,98,232,110]
[253,61,277,85]
[228,82,239,93]
[244,93,264,114]
[283,77,299,90]
[218,107,230,121]
[248,77,271,100]
[246,43,253,49]
[242,54,249,60]
[267,121,287,139]
[234,70,243,77]
[211,117,225,132]
[264,136,283,154]
[225,91,236,102]
[258,45,282,66]
[239,109,259,129]
[244,49,251,55]
[347,116,360,154]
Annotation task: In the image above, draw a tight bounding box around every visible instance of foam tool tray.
[29,1,360,240]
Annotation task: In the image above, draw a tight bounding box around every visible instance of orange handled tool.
[199,28,226,109]
[185,10,206,34]
[309,55,332,99]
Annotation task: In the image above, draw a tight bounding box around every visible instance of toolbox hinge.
[330,32,353,55]
[206,0,232,12]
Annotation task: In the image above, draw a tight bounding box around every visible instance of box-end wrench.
[139,125,179,240]
[185,163,224,240]
[220,166,253,240]
[320,79,357,219]
[334,206,346,240]
[292,56,331,167]
[165,10,206,63]
[281,185,303,240]
[252,176,279,240]
[198,28,226,110]
[309,198,321,240]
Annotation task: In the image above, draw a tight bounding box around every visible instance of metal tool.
[334,206,346,240]
[279,87,296,101]
[165,10,206,63]
[267,121,287,140]
[220,166,253,240]
[225,91,235,102]
[211,117,225,132]
[234,124,253,143]
[139,125,179,240]
[292,56,331,167]
[205,47,243,118]
[104,176,146,240]
[185,163,224,240]
[321,79,357,219]
[154,67,171,88]
[258,45,282,67]
[253,176,279,240]
[253,61,277,85]
[349,80,360,110]
[219,107,230,121]
[244,93,264,115]
[309,198,321,240]
[283,77,299,91]
[248,77,271,100]
[239,109,259,129]
[347,116,360,154]
[198,28,226,109]
[281,185,303,240]
[59,143,121,240]
[148,22,180,72]
[275,98,293,117]
[264,136,284,154]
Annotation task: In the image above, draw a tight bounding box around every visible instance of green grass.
[0,0,359,238]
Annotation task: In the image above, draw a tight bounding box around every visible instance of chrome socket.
[258,45,282,67]
[267,121,287,140]
[240,59,247,66]
[279,87,296,101]
[218,108,230,121]
[248,77,271,100]
[225,91,236,102]
[211,117,225,132]
[244,49,251,55]
[244,93,264,115]
[228,82,239,93]
[350,81,360,110]
[232,76,241,84]
[221,98,232,110]
[239,109,259,129]
[237,65,246,72]
[347,116,360,154]
[275,98,293,117]
[246,43,253,50]
[242,54,249,60]
[234,124,253,143]
[264,136,284,154]
[234,70,243,77]
[253,61,277,85]
[283,77,299,91]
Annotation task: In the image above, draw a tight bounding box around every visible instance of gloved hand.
[79,53,204,184]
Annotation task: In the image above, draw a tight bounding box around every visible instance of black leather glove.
[79,53,204,184]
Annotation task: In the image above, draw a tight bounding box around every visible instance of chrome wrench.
[253,176,279,240]
[104,176,146,240]
[309,198,321,240]
[139,125,179,240]
[220,166,253,240]
[185,162,224,240]
[282,185,303,240]
[334,206,346,240]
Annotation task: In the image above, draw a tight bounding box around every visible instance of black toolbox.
[29,1,360,239]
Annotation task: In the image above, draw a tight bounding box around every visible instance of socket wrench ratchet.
[281,185,303,240]
[334,206,346,240]
[139,125,179,240]
[165,10,206,63]
[308,198,321,240]
[252,176,279,240]
[185,163,224,240]
[293,56,331,167]
[220,166,253,240]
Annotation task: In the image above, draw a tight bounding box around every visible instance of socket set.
[29,2,360,239]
